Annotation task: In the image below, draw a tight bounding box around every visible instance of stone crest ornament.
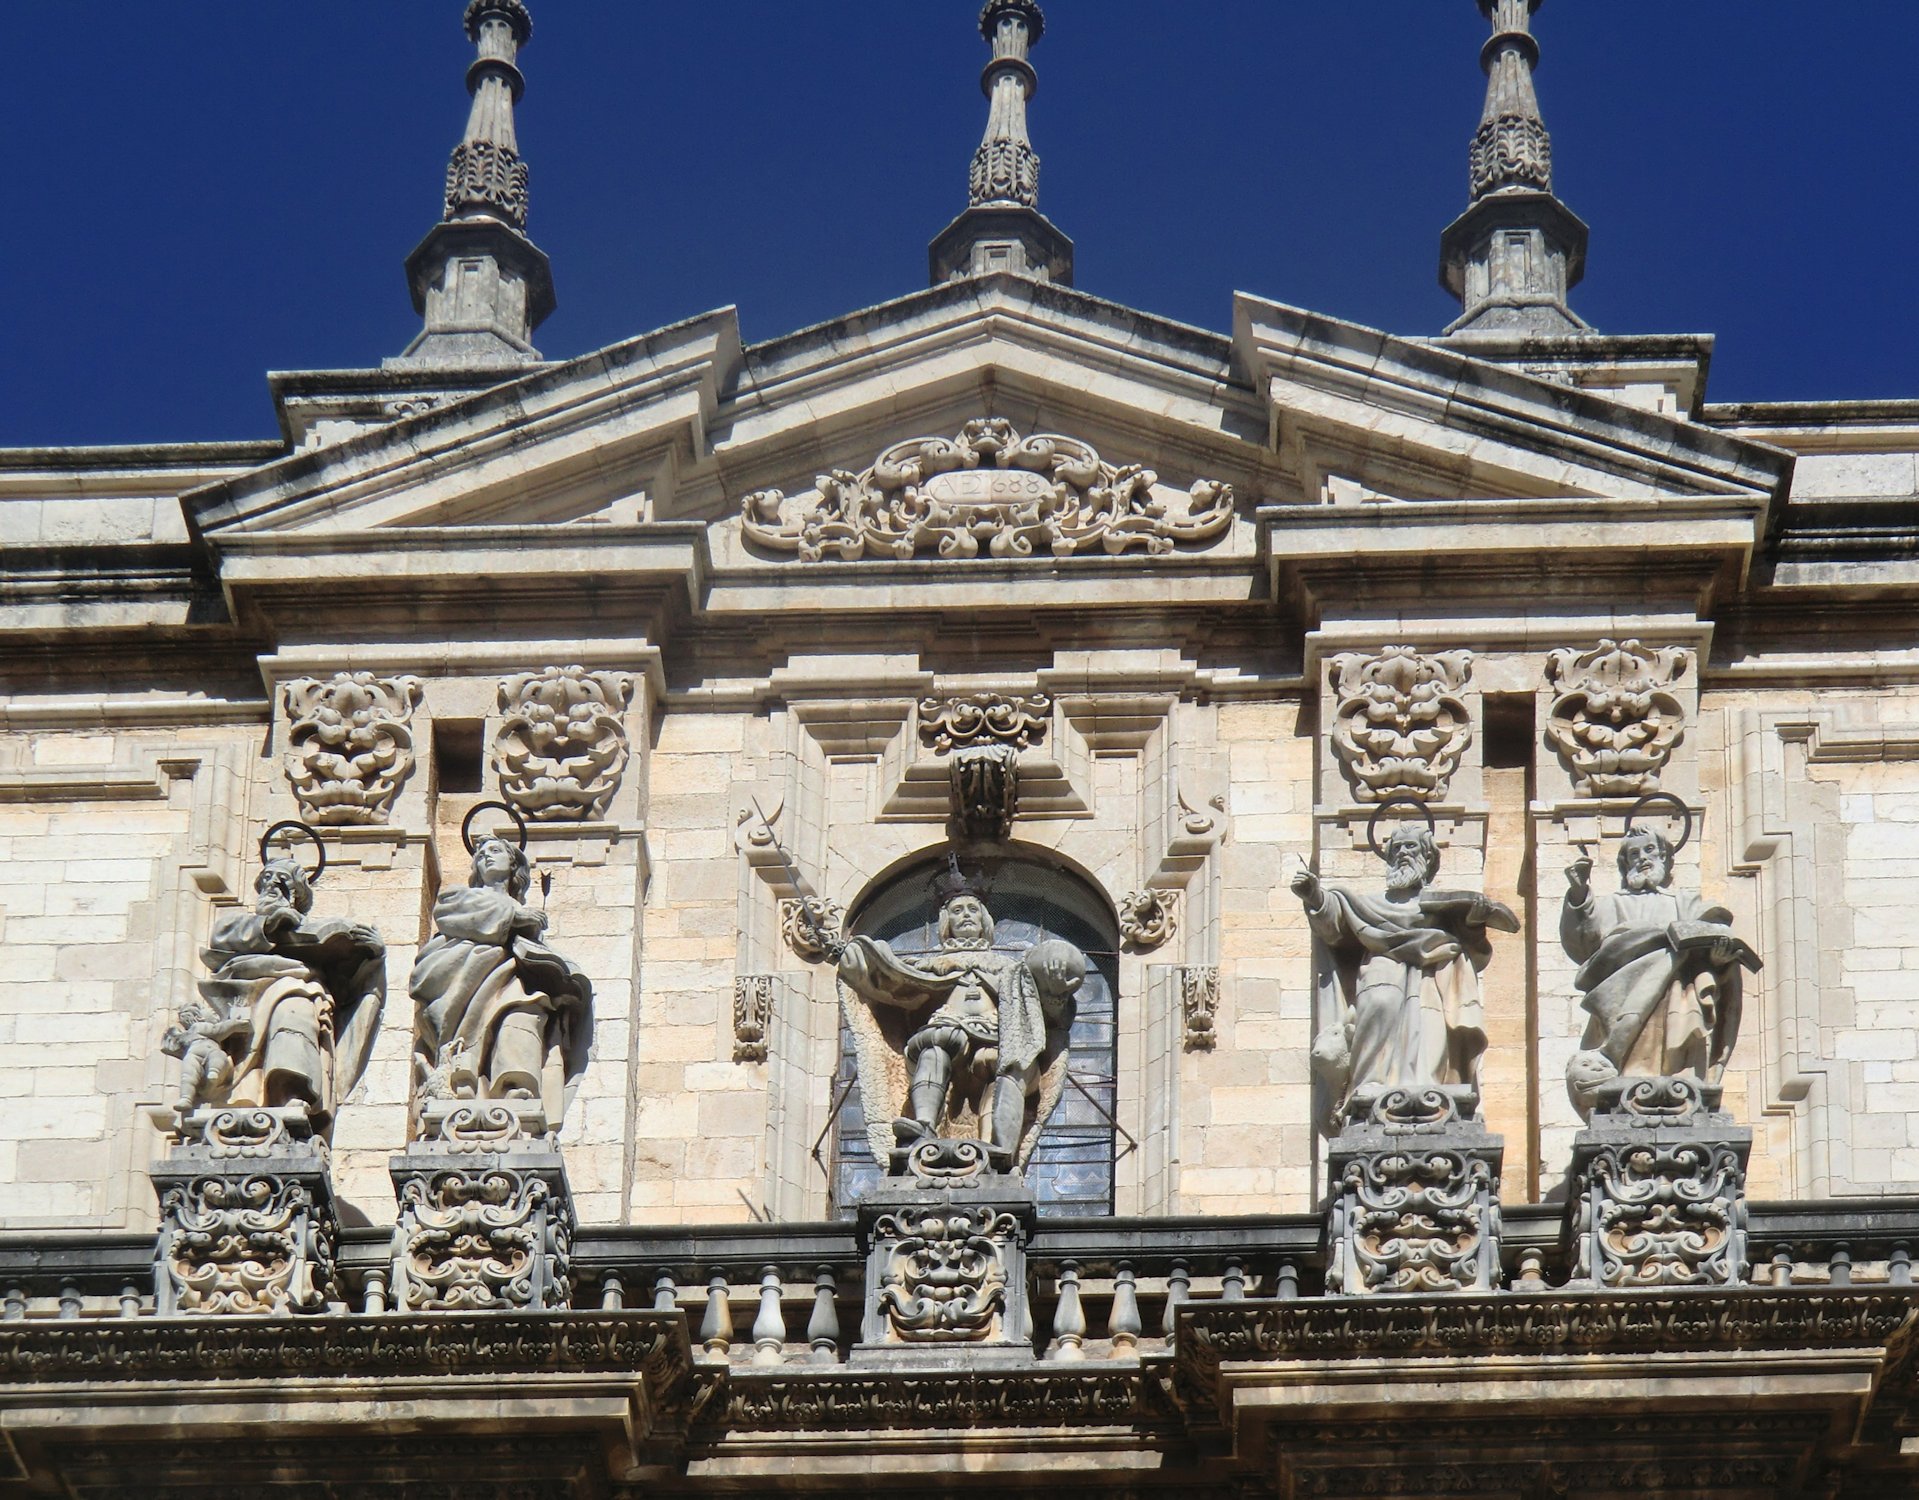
[492,666,636,821]
[1545,639,1692,797]
[733,975,774,1064]
[1560,795,1760,1119]
[740,419,1234,562]
[1180,965,1220,1051]
[1117,888,1179,950]
[1328,647,1473,803]
[409,802,593,1137]
[281,672,424,825]
[836,859,1085,1174]
[779,897,845,962]
[918,691,1052,752]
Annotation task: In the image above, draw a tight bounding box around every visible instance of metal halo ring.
[461,800,529,856]
[1365,797,1439,859]
[258,821,326,883]
[1623,791,1694,854]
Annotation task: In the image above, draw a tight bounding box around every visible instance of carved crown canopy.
[740,418,1234,563]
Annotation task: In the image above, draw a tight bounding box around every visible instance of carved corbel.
[1328,647,1473,803]
[281,673,424,825]
[950,745,1018,842]
[1180,965,1220,1051]
[493,665,636,821]
[733,976,775,1063]
[1545,640,1692,797]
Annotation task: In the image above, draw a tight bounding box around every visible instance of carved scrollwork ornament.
[733,976,774,1064]
[493,666,636,821]
[281,672,424,825]
[871,1204,1022,1343]
[1545,639,1691,797]
[779,897,844,962]
[1117,888,1179,950]
[740,419,1234,562]
[1180,965,1220,1051]
[1328,647,1473,803]
[155,1171,336,1317]
[918,691,1052,752]
[392,1166,572,1312]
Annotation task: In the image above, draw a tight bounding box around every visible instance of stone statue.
[1295,822,1518,1127]
[1561,827,1760,1117]
[409,831,592,1132]
[837,866,1085,1172]
[191,853,386,1132]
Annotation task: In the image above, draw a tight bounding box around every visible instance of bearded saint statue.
[1294,823,1518,1128]
[837,868,1086,1173]
[193,856,385,1134]
[1561,827,1760,1118]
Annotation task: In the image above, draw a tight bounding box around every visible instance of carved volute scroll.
[740,419,1234,562]
[281,673,424,825]
[1117,889,1178,951]
[1328,647,1473,803]
[919,691,1052,752]
[493,666,636,821]
[1545,640,1692,797]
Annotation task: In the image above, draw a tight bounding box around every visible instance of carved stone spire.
[929,1,1074,287]
[394,0,556,367]
[1439,0,1590,336]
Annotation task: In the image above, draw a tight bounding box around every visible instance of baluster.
[118,1284,141,1319]
[752,1266,786,1365]
[807,1267,841,1364]
[57,1284,82,1320]
[362,1273,387,1315]
[653,1270,679,1312]
[2,1288,24,1322]
[1771,1246,1794,1288]
[1892,1245,1912,1287]
[1108,1264,1141,1356]
[1052,1261,1086,1361]
[1514,1250,1546,1292]
[701,1274,734,1356]
[1829,1245,1852,1288]
[1222,1258,1247,1301]
[1276,1261,1300,1300]
[600,1273,625,1312]
[1161,1260,1191,1338]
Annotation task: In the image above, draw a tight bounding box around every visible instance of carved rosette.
[1118,889,1179,950]
[493,666,636,821]
[1328,647,1473,803]
[1545,639,1691,797]
[281,673,424,825]
[870,1204,1021,1344]
[733,975,774,1064]
[1469,113,1554,197]
[779,898,844,962]
[740,419,1234,562]
[1180,965,1219,1051]
[951,744,1018,842]
[391,1165,573,1312]
[919,691,1052,752]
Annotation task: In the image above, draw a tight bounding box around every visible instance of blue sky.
[8,2,1916,445]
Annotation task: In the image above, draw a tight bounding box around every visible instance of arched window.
[828,853,1119,1217]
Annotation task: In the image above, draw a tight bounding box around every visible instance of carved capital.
[281,673,423,825]
[741,420,1234,562]
[493,665,636,821]
[1545,639,1691,797]
[733,975,774,1063]
[1328,647,1473,803]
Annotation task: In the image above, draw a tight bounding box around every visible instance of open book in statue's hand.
[1667,921,1762,972]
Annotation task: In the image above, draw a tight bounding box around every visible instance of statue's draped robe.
[1562,887,1754,1081]
[1308,887,1513,1114]
[410,886,593,1123]
[198,908,384,1123]
[838,935,1071,1165]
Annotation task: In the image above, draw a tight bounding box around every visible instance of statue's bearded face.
[1383,829,1436,895]
[1620,833,1672,893]
[938,895,993,948]
[254,861,312,915]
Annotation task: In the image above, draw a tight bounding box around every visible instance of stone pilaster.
[1563,1076,1751,1287]
[1324,1088,1505,1295]
[151,1105,339,1316]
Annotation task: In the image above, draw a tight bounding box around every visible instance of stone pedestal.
[1323,1087,1504,1295]
[1563,1076,1751,1287]
[853,1139,1036,1362]
[150,1105,338,1316]
[388,1100,576,1312]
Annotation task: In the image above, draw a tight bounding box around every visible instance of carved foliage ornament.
[1576,1138,1748,1288]
[1328,1147,1499,1296]
[919,691,1052,752]
[1181,965,1219,1051]
[1329,647,1473,803]
[741,419,1234,562]
[156,1173,334,1316]
[282,673,424,825]
[1118,888,1179,950]
[779,898,845,962]
[493,666,636,821]
[393,1166,572,1312]
[733,975,774,1063]
[1470,113,1553,197]
[951,743,1018,842]
[1545,639,1691,797]
[871,1204,1021,1344]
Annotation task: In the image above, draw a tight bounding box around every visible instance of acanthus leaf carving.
[740,419,1234,562]
[1545,639,1691,797]
[1180,965,1220,1051]
[918,691,1052,752]
[493,666,636,821]
[1118,889,1179,950]
[733,975,774,1063]
[281,673,423,825]
[1329,647,1473,803]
